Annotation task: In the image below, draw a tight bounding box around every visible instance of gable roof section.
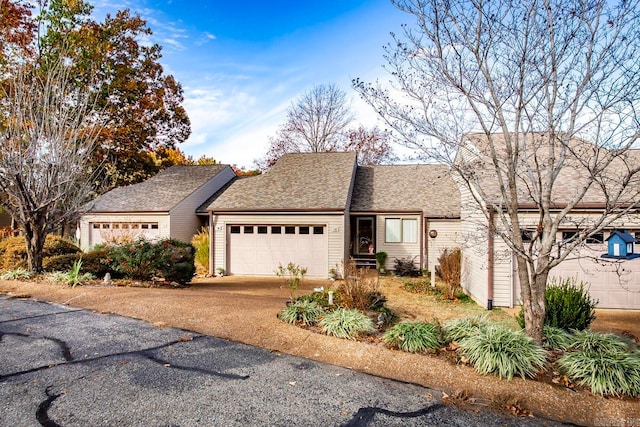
[350,164,460,218]
[458,132,640,209]
[86,165,230,213]
[208,152,357,212]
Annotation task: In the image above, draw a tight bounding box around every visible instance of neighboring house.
[206,152,461,278]
[349,165,460,273]
[78,165,236,250]
[455,133,640,309]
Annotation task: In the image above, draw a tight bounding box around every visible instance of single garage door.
[227,224,328,277]
[90,222,160,247]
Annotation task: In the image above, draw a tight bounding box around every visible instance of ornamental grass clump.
[443,315,491,343]
[458,325,547,380]
[384,322,443,353]
[569,330,631,353]
[278,300,324,326]
[559,342,640,397]
[319,307,376,339]
[542,326,574,351]
[0,267,33,280]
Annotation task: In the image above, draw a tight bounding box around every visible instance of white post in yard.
[429,229,438,287]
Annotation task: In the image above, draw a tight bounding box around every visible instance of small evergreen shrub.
[542,326,573,351]
[384,322,443,353]
[154,239,196,284]
[296,291,333,308]
[80,248,113,278]
[0,235,81,270]
[516,277,597,331]
[393,256,421,277]
[278,300,324,326]
[559,347,640,397]
[319,307,376,339]
[458,325,547,380]
[443,315,491,343]
[107,238,157,280]
[191,227,209,275]
[43,253,80,272]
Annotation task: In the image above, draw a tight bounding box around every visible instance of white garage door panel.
[228,225,328,277]
[90,222,160,247]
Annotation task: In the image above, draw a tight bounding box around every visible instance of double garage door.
[227,224,328,277]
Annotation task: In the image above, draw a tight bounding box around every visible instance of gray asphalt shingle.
[86,165,229,212]
[207,152,357,211]
[350,164,460,217]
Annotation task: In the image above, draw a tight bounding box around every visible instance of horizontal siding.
[211,213,346,278]
[425,219,461,272]
[170,166,236,243]
[79,213,170,251]
[492,237,513,307]
[375,214,422,270]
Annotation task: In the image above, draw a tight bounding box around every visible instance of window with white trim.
[385,218,418,243]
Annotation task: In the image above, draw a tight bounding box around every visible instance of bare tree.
[355,0,640,342]
[257,83,395,169]
[0,58,102,272]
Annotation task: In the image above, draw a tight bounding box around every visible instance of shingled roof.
[86,165,230,213]
[459,133,640,209]
[207,152,357,212]
[350,164,460,218]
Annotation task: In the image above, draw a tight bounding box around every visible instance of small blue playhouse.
[602,230,639,260]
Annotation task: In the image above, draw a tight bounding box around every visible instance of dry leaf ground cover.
[1,275,639,426]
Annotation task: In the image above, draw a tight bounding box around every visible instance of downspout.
[487,208,494,310]
[208,212,215,277]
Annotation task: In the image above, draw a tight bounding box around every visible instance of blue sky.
[94,1,411,168]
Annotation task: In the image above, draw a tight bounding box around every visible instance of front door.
[355,217,375,255]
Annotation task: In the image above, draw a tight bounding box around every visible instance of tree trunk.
[23,217,47,273]
[523,272,548,344]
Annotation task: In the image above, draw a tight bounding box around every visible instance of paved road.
[0,296,561,426]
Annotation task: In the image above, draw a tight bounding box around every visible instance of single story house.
[206,152,461,278]
[455,133,640,310]
[78,164,236,250]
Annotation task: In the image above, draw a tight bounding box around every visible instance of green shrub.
[319,307,376,339]
[0,268,33,280]
[278,300,324,326]
[458,325,547,379]
[542,326,573,351]
[154,239,196,284]
[0,235,81,270]
[80,248,113,278]
[43,253,80,272]
[559,348,640,397]
[384,322,443,353]
[191,227,209,275]
[296,291,333,308]
[516,277,597,331]
[443,315,491,343]
[393,256,421,277]
[107,238,157,280]
[569,330,631,353]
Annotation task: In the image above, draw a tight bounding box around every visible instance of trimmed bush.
[443,315,491,343]
[278,300,324,326]
[458,325,547,379]
[154,239,196,284]
[516,277,597,331]
[384,322,443,353]
[0,235,81,270]
[559,347,640,397]
[107,238,156,280]
[79,248,113,278]
[43,253,80,272]
[319,307,376,339]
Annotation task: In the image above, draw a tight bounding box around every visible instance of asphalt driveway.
[0,296,561,426]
